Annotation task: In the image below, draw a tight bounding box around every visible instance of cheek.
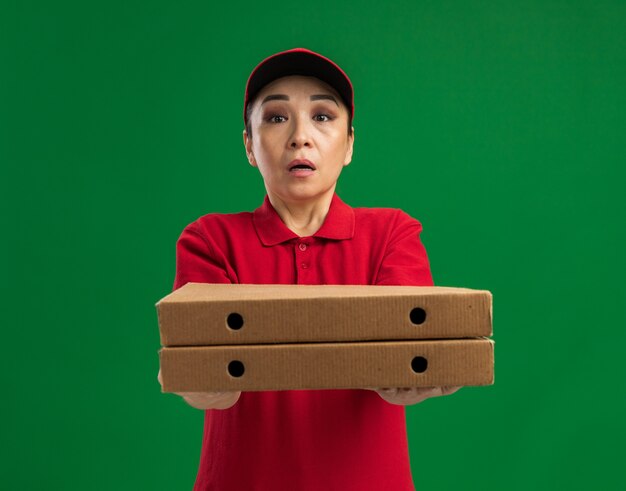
[252,135,283,170]
[325,134,350,159]
[256,125,287,150]
[252,132,274,156]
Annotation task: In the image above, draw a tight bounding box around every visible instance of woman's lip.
[288,159,316,170]
[289,168,316,177]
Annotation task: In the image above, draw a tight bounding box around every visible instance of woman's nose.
[288,116,312,148]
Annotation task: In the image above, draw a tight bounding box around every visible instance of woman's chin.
[270,185,336,204]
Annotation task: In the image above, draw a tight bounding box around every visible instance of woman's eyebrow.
[310,94,338,106]
[261,94,289,104]
[260,94,339,106]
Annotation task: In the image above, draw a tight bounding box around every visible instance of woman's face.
[244,75,354,204]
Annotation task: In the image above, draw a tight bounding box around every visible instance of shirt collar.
[253,192,355,246]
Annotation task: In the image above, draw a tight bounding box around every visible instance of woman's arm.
[157,222,241,410]
[372,210,462,405]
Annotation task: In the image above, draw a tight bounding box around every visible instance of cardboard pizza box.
[159,338,494,392]
[156,283,492,346]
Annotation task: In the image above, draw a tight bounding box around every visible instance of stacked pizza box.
[156,283,494,392]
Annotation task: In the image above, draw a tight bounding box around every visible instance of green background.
[2,1,624,489]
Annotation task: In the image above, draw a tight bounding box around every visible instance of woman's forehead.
[256,75,341,100]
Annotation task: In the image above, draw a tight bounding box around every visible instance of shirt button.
[298,243,307,251]
[301,262,308,269]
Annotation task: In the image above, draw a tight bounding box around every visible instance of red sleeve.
[173,222,233,291]
[374,210,434,287]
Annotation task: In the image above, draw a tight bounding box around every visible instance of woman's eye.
[314,114,331,122]
[266,114,287,123]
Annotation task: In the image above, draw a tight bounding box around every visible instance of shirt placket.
[294,238,313,284]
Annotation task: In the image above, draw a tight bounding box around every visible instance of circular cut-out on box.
[409,307,427,325]
[226,313,244,330]
[411,356,428,373]
[228,360,245,377]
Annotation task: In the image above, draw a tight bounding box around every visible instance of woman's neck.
[267,187,336,237]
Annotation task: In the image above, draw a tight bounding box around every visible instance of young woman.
[159,48,460,491]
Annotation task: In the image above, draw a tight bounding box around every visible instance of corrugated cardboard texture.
[156,283,492,346]
[159,338,494,392]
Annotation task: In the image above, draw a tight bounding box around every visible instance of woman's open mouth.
[288,159,316,176]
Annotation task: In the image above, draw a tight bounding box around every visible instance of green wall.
[2,1,624,489]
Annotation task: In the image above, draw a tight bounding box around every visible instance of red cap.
[243,48,354,123]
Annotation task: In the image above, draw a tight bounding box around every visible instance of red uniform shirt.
[173,192,434,490]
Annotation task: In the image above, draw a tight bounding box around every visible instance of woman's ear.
[343,127,355,167]
[243,129,257,167]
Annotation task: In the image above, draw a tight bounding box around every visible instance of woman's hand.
[175,390,241,410]
[371,386,461,406]
[158,368,241,410]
